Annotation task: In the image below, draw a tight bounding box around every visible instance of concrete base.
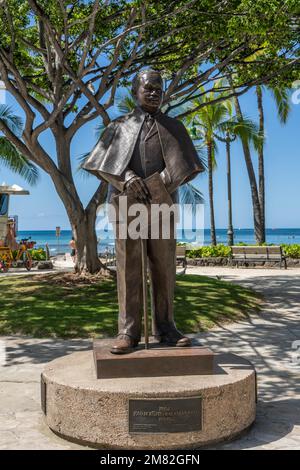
[41,348,256,449]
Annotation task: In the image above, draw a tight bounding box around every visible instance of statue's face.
[135,73,163,114]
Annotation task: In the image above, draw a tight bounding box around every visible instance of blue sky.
[1,85,299,231]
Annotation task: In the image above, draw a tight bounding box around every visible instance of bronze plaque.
[129,397,202,433]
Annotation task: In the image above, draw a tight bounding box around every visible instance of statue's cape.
[82,107,205,191]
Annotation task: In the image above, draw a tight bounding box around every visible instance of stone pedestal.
[41,345,256,449]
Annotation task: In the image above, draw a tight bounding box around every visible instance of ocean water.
[17,228,300,255]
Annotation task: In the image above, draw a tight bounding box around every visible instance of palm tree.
[184,92,230,245]
[228,72,265,244]
[0,105,39,185]
[185,92,262,246]
[229,71,290,245]
[219,116,262,246]
[215,97,262,246]
[256,85,290,242]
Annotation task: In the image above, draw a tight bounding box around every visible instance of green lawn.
[0,273,262,338]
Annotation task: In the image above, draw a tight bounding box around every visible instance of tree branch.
[78,0,100,75]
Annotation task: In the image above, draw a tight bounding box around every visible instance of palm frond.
[234,118,264,151]
[94,122,105,140]
[0,105,23,136]
[223,98,234,117]
[210,139,218,170]
[76,151,94,179]
[270,86,291,124]
[0,137,39,185]
[77,121,106,177]
[117,95,135,115]
[193,141,207,169]
[219,116,264,152]
[179,182,204,206]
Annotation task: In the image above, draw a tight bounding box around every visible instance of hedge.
[185,243,300,259]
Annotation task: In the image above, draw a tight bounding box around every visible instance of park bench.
[103,245,188,274]
[230,245,287,269]
[176,245,187,273]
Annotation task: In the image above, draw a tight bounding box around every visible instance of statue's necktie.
[145,114,155,130]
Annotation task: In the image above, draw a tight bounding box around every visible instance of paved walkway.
[1,266,300,449]
[0,254,74,277]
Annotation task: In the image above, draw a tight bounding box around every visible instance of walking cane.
[141,237,149,350]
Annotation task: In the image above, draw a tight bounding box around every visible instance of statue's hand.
[125,176,151,203]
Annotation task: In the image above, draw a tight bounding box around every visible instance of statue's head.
[132,69,163,114]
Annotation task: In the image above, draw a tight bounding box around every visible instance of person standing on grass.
[69,236,76,264]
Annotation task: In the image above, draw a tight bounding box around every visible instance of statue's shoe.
[110,335,139,354]
[156,331,192,347]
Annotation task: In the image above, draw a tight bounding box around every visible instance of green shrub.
[282,244,300,258]
[187,244,231,258]
[28,248,47,261]
[186,243,300,259]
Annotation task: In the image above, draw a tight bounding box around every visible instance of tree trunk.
[207,140,217,246]
[52,180,105,273]
[232,94,264,244]
[50,125,106,274]
[256,86,266,243]
[72,211,102,274]
[226,136,234,246]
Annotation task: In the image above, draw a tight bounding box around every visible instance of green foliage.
[0,1,297,107]
[282,244,300,259]
[0,105,23,135]
[0,105,39,185]
[29,248,47,261]
[141,0,300,92]
[0,138,39,186]
[187,244,232,258]
[270,86,292,124]
[187,243,300,258]
[0,0,129,94]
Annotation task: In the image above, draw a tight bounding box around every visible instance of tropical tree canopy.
[0,1,298,271]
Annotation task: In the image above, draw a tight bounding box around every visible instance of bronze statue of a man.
[83,69,204,354]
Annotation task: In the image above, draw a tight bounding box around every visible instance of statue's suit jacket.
[82,107,205,193]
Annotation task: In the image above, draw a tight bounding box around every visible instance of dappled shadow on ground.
[174,274,261,332]
[212,398,300,450]
[206,272,300,322]
[196,273,300,449]
[200,274,300,356]
[2,336,96,365]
